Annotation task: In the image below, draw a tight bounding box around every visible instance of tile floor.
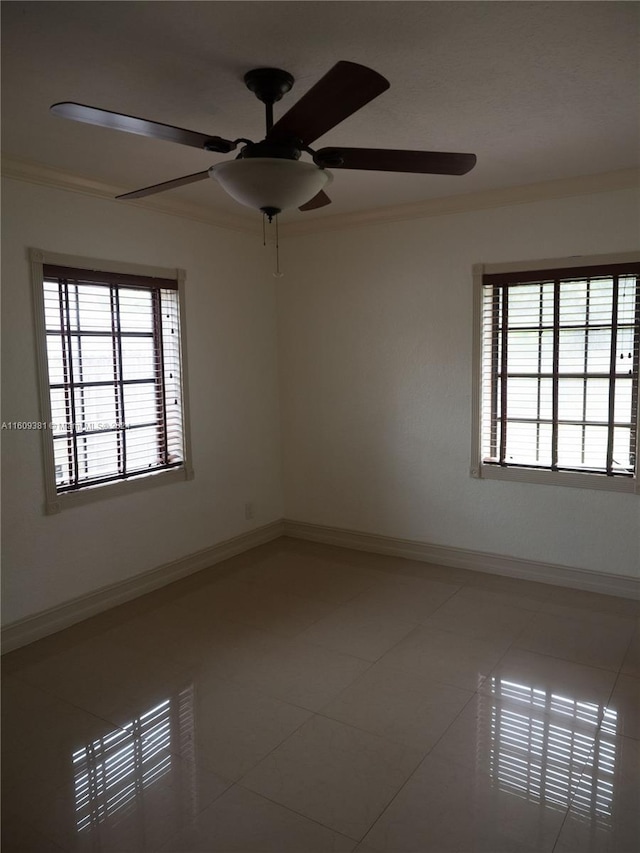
[2,537,639,852]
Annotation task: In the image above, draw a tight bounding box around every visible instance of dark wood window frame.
[472,253,640,494]
[44,266,182,493]
[30,250,193,514]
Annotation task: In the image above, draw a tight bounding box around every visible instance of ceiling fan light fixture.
[209,158,332,214]
[52,62,476,216]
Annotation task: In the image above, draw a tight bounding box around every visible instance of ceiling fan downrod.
[244,68,294,135]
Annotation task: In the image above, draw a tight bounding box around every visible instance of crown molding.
[1,154,261,235]
[3,155,638,238]
[278,168,640,237]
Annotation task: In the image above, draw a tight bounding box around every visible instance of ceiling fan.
[50,61,477,219]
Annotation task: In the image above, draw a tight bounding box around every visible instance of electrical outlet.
[244,502,254,520]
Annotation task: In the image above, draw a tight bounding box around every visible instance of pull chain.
[260,212,284,276]
[273,214,283,277]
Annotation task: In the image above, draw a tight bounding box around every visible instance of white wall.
[278,189,640,577]
[3,180,638,631]
[1,178,282,626]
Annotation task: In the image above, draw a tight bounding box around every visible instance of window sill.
[45,465,194,514]
[471,463,637,493]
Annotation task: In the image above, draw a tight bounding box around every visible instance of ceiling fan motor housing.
[240,140,301,161]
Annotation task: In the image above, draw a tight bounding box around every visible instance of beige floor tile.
[277,538,380,569]
[242,715,424,841]
[162,614,286,675]
[301,548,413,574]
[2,639,63,680]
[602,674,640,741]
[149,543,284,600]
[0,815,68,852]
[159,785,356,852]
[400,562,485,585]
[1,679,129,791]
[431,693,596,802]
[380,624,512,691]
[479,648,617,728]
[97,599,205,660]
[1,617,112,678]
[291,541,472,586]
[148,751,232,810]
[233,552,382,604]
[116,596,292,678]
[174,577,335,638]
[50,772,212,851]
[277,539,418,581]
[3,695,231,851]
[322,666,473,751]
[458,583,547,612]
[230,637,371,710]
[2,593,184,680]
[466,571,555,602]
[14,631,192,726]
[362,752,566,852]
[174,673,311,779]
[297,602,417,661]
[543,587,640,618]
[621,627,640,678]
[345,575,460,623]
[1,674,66,727]
[515,610,635,672]
[317,548,481,585]
[554,734,640,853]
[3,540,639,853]
[423,586,539,640]
[14,624,162,686]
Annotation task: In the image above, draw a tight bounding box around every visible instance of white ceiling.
[2,1,639,225]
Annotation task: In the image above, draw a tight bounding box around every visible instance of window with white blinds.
[472,255,640,491]
[31,251,192,512]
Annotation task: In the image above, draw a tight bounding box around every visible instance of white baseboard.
[4,517,637,654]
[1,520,284,653]
[282,520,640,600]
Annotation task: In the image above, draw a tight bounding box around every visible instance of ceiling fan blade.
[267,61,389,146]
[50,103,237,152]
[316,147,477,175]
[116,170,211,200]
[299,190,332,211]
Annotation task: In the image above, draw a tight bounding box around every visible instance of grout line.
[5,539,638,852]
[233,780,363,843]
[503,645,631,675]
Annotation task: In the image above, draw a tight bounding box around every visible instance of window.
[31,250,193,513]
[472,253,640,492]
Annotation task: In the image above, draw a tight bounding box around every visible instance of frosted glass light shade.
[209,158,331,212]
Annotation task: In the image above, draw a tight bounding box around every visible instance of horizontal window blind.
[43,265,184,493]
[480,264,639,477]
